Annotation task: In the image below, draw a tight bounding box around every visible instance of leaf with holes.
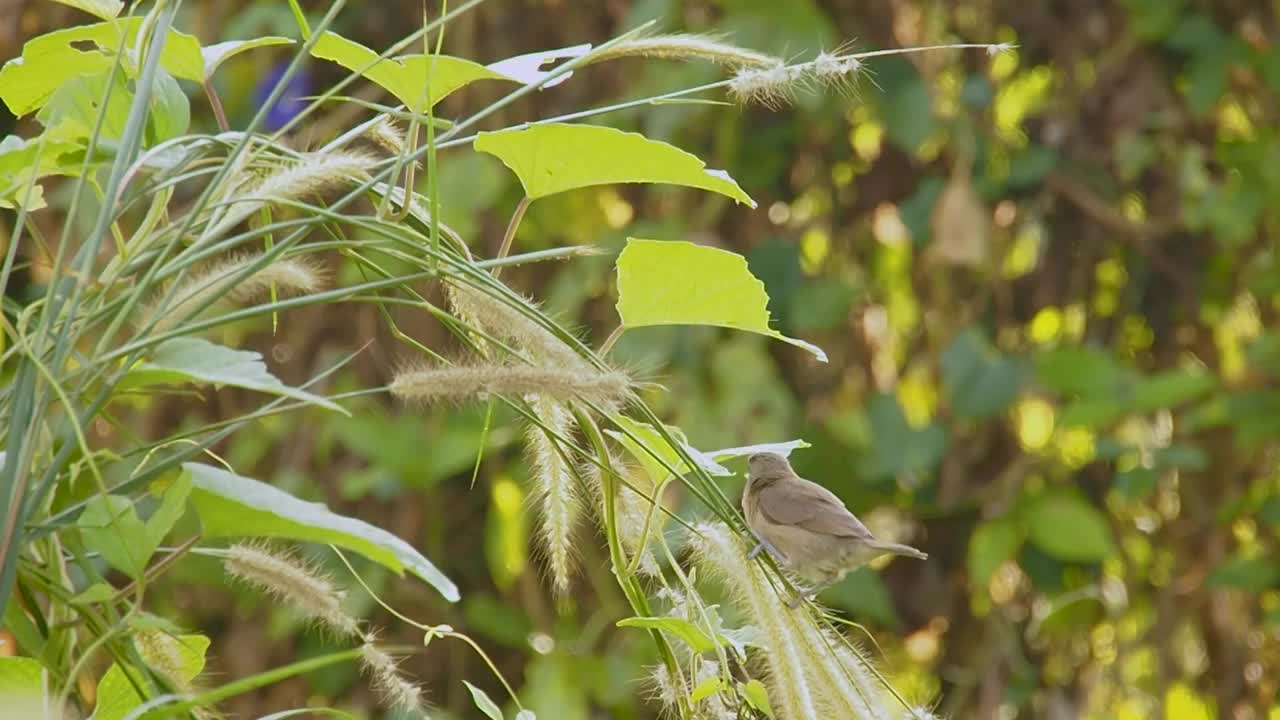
[475,124,755,206]
[311,31,511,112]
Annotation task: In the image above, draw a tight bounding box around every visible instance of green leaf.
[201,37,294,79]
[0,19,203,116]
[144,473,191,549]
[36,69,133,142]
[145,69,190,145]
[0,656,45,698]
[614,238,825,361]
[859,393,948,481]
[1206,556,1280,592]
[689,675,727,704]
[475,124,755,206]
[311,31,509,111]
[617,616,718,654]
[968,518,1023,588]
[72,582,116,603]
[1024,493,1115,562]
[464,680,505,720]
[941,328,1026,419]
[78,495,151,579]
[94,634,209,720]
[183,462,459,602]
[1130,370,1216,411]
[737,679,774,718]
[1035,346,1132,396]
[122,337,347,414]
[49,0,123,20]
[0,123,85,210]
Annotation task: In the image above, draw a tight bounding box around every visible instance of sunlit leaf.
[464,680,506,720]
[122,337,346,414]
[0,19,203,116]
[615,238,825,361]
[183,463,459,602]
[617,616,718,654]
[475,125,755,206]
[0,657,45,698]
[201,37,294,79]
[1023,493,1115,562]
[311,31,509,111]
[36,69,133,142]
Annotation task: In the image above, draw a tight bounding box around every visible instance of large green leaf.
[36,69,133,142]
[78,495,151,579]
[614,239,825,361]
[941,328,1026,419]
[0,19,203,116]
[311,31,510,112]
[94,634,209,720]
[1023,493,1115,562]
[183,462,459,602]
[475,124,755,206]
[0,656,45,699]
[122,337,346,414]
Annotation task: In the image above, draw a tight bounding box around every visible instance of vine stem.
[203,80,230,132]
[572,407,693,719]
[493,195,532,278]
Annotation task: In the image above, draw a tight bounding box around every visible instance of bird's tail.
[870,541,928,561]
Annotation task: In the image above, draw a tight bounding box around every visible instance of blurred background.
[4,1,1279,718]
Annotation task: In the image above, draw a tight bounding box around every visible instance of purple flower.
[253,62,311,131]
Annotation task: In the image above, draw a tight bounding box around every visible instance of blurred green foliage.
[4,0,1279,718]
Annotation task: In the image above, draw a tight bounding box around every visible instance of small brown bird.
[742,453,927,595]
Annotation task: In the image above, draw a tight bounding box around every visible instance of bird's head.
[746,452,792,483]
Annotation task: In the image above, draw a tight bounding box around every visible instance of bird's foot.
[747,532,784,562]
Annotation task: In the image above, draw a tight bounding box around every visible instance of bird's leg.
[747,530,784,562]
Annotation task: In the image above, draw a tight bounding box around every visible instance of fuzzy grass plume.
[690,522,907,719]
[584,457,661,576]
[223,542,360,637]
[525,397,583,597]
[360,641,425,714]
[203,150,376,242]
[588,32,780,69]
[140,252,325,332]
[363,115,409,157]
[390,363,630,408]
[446,280,588,370]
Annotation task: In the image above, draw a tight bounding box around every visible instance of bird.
[741,452,927,598]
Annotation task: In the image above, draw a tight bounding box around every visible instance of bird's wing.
[756,478,873,539]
